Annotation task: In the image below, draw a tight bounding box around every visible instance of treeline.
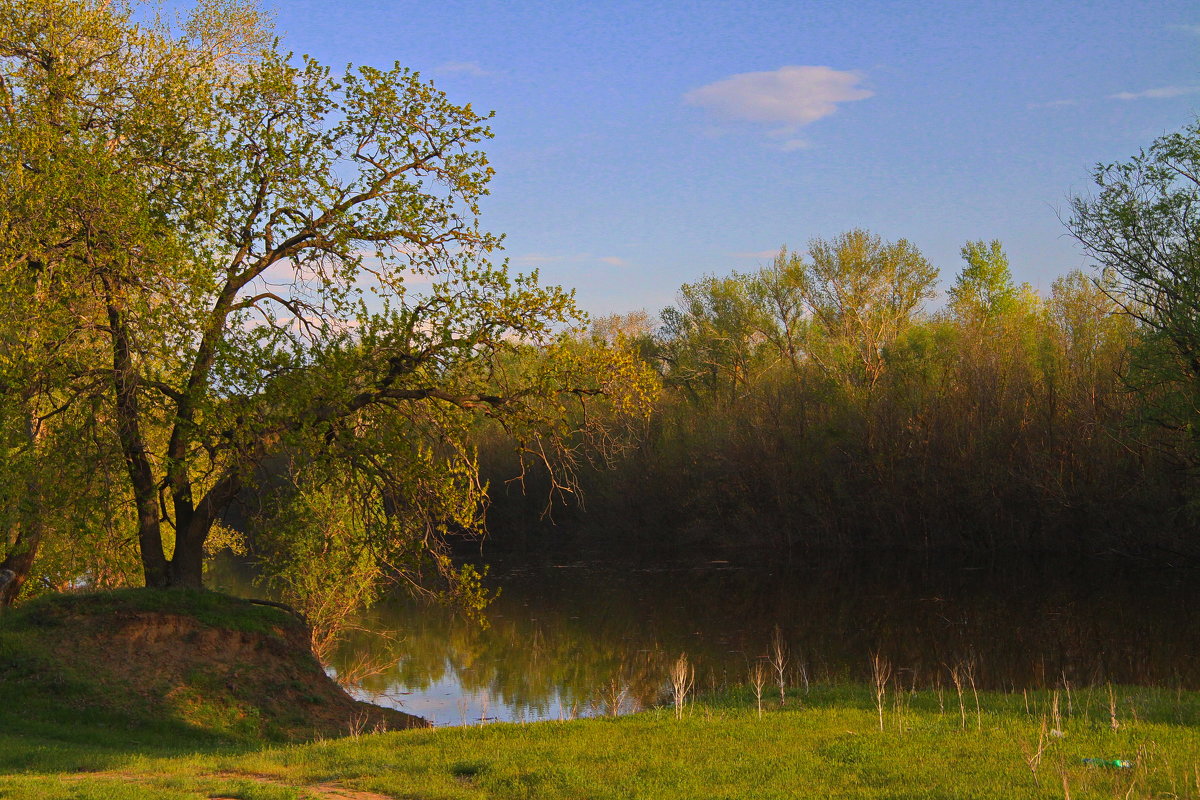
[481,229,1198,557]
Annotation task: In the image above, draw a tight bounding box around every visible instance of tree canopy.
[0,0,653,607]
[1069,118,1200,439]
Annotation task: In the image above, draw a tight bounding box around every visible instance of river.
[212,551,1200,727]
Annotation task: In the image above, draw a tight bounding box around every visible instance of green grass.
[0,589,309,765]
[1,683,1198,799]
[5,587,298,634]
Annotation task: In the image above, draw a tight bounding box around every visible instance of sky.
[267,0,1198,318]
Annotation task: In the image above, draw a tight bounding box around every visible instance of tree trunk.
[106,294,170,588]
[167,540,206,588]
[0,521,41,605]
[164,472,242,589]
[0,410,46,606]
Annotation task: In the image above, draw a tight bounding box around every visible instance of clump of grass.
[598,676,627,717]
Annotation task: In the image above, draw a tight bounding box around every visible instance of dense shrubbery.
[485,225,1199,556]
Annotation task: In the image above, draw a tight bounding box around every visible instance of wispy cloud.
[436,61,494,78]
[1027,98,1079,109]
[514,252,563,266]
[515,253,630,268]
[686,65,872,127]
[729,249,781,260]
[1109,85,1200,100]
[776,137,811,151]
[1168,23,1200,36]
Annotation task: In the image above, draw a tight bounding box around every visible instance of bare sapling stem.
[749,660,767,718]
[966,660,981,731]
[871,652,892,733]
[1108,684,1120,731]
[1019,715,1050,788]
[949,664,966,730]
[892,676,907,734]
[770,626,788,707]
[670,653,695,720]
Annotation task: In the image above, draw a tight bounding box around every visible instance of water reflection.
[312,553,1200,727]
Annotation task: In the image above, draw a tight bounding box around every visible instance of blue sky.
[272,0,1198,317]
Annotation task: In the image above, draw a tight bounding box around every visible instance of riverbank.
[3,589,1199,798]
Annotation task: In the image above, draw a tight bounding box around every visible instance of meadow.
[2,681,1198,799]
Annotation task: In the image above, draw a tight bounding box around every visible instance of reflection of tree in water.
[329,554,1200,718]
[337,579,677,716]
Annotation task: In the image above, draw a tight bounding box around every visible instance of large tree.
[1069,118,1200,438]
[0,0,647,595]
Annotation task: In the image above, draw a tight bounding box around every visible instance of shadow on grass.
[0,589,326,773]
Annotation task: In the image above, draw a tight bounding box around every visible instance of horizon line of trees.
[483,194,1200,556]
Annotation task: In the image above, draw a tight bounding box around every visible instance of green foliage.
[949,239,1021,321]
[660,272,773,402]
[803,229,938,389]
[657,231,937,406]
[0,0,647,604]
[1070,118,1200,444]
[249,447,488,662]
[493,223,1185,554]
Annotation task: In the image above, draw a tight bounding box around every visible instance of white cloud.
[436,61,493,78]
[597,256,629,267]
[1109,85,1200,100]
[685,65,873,127]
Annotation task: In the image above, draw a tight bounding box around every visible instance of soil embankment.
[1,589,428,741]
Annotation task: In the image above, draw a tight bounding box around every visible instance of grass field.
[2,682,1199,799]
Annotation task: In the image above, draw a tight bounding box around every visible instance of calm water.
[271,552,1200,727]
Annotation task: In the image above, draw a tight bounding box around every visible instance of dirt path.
[207,771,400,800]
[63,769,399,799]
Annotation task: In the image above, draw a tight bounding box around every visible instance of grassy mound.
[0,588,426,758]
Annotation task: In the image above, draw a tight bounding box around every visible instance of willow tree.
[0,0,649,595]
